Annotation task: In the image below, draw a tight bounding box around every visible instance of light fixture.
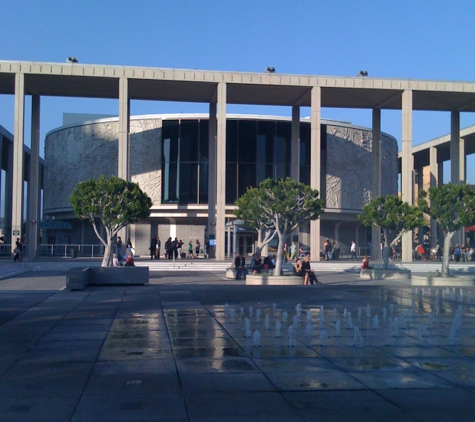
[265,67,275,73]
[358,70,368,77]
[67,57,78,63]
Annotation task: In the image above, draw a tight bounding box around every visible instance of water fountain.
[335,319,341,337]
[295,303,302,318]
[274,319,282,337]
[249,306,253,320]
[373,314,379,330]
[287,325,296,347]
[253,329,261,347]
[224,303,229,318]
[282,311,288,323]
[305,321,313,338]
[264,313,270,330]
[306,309,312,323]
[245,318,252,338]
[293,315,299,327]
[256,309,261,323]
[320,329,328,346]
[229,308,236,323]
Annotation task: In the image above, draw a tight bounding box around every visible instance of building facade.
[43,114,398,257]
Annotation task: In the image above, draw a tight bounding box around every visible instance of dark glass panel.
[179,162,198,204]
[226,120,238,163]
[199,161,208,204]
[238,120,257,163]
[180,120,199,162]
[162,120,179,162]
[276,121,291,170]
[199,119,209,161]
[238,163,257,198]
[226,163,237,204]
[257,120,275,165]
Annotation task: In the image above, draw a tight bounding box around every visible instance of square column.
[429,146,438,248]
[291,105,300,182]
[207,101,217,258]
[371,109,381,260]
[27,95,41,258]
[118,77,130,181]
[310,86,321,261]
[450,112,461,184]
[401,90,414,262]
[11,73,25,252]
[215,82,226,261]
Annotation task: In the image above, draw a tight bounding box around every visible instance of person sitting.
[415,244,425,261]
[251,254,263,274]
[301,255,319,285]
[361,255,371,269]
[112,253,121,267]
[234,253,246,279]
[124,251,135,266]
[263,255,274,270]
[293,259,304,277]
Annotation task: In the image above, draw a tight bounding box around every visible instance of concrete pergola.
[1,60,475,261]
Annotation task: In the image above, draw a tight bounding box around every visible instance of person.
[13,237,21,262]
[116,236,123,262]
[125,251,135,266]
[350,240,356,261]
[454,243,461,262]
[126,238,133,255]
[112,253,121,267]
[361,254,371,269]
[251,254,263,274]
[177,240,183,259]
[290,242,297,261]
[263,255,274,270]
[172,237,179,259]
[234,253,246,279]
[195,239,201,258]
[283,243,289,262]
[301,255,319,285]
[150,235,157,260]
[188,241,193,259]
[156,237,161,259]
[323,239,332,261]
[437,245,443,261]
[333,240,341,260]
[293,258,304,277]
[415,244,425,260]
[166,237,173,259]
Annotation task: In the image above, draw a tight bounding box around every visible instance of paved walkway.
[0,267,475,421]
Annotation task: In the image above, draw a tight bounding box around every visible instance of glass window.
[238,163,257,199]
[238,120,257,163]
[180,120,199,162]
[226,163,238,204]
[226,120,238,163]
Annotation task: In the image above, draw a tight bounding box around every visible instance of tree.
[358,195,424,270]
[235,177,324,276]
[235,187,277,255]
[418,183,475,277]
[70,175,152,267]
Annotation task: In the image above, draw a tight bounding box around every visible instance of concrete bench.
[66,266,149,290]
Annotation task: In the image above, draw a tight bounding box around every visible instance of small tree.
[418,183,475,276]
[235,177,324,276]
[358,195,424,269]
[235,187,277,254]
[70,175,152,267]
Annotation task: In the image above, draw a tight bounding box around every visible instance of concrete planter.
[412,274,475,287]
[245,275,304,286]
[360,269,411,280]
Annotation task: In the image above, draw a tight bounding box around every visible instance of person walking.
[150,235,157,260]
[350,240,356,261]
[116,236,123,263]
[187,241,193,259]
[156,237,161,259]
[195,239,201,258]
[333,240,341,260]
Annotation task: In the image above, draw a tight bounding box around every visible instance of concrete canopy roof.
[1,61,475,111]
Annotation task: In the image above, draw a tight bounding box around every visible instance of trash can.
[71,249,77,259]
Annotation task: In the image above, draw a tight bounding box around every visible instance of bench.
[66,266,149,290]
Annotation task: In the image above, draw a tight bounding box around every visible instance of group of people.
[113,236,134,266]
[233,252,279,278]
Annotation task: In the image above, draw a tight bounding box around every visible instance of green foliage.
[418,183,475,234]
[358,195,424,246]
[235,177,324,235]
[70,175,152,236]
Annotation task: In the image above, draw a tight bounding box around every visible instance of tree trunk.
[441,231,454,277]
[382,229,390,270]
[101,237,113,267]
[273,232,285,276]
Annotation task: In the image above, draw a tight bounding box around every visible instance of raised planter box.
[246,274,304,286]
[412,274,475,287]
[360,269,411,280]
[66,266,149,290]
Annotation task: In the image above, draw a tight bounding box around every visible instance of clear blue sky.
[2,0,475,179]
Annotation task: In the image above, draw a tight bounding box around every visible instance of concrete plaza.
[1,264,475,421]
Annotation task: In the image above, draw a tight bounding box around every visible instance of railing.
[38,244,105,258]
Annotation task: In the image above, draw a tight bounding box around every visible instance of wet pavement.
[1,269,475,421]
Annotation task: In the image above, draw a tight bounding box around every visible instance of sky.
[1,0,475,180]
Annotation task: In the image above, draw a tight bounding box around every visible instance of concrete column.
[429,146,438,248]
[208,101,217,258]
[11,73,25,252]
[5,141,14,244]
[401,90,414,262]
[216,82,227,261]
[0,134,2,235]
[118,77,130,181]
[27,95,41,258]
[371,109,382,260]
[291,105,300,181]
[310,86,321,261]
[450,112,461,184]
